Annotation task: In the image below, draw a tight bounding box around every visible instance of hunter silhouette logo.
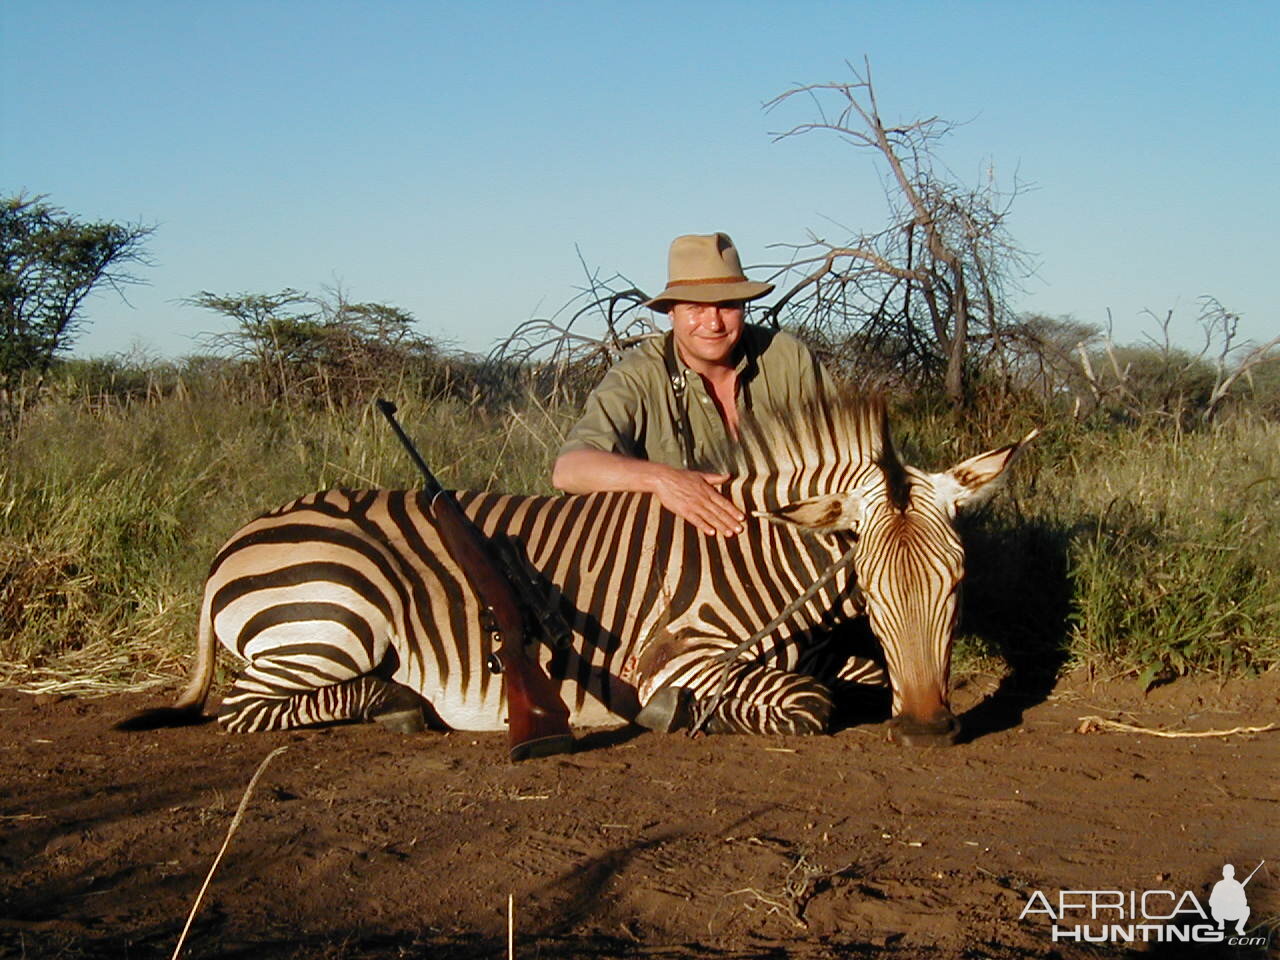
[1018,860,1267,946]
[1210,861,1263,936]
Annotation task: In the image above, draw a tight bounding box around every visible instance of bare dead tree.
[1071,299,1278,424]
[490,248,655,404]
[998,313,1101,404]
[496,284,652,369]
[760,60,1034,405]
[1074,325,1143,420]
[1198,297,1280,422]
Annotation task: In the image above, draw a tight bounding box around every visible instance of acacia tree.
[761,62,1032,405]
[188,287,439,404]
[0,194,153,398]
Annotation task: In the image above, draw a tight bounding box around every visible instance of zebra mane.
[727,392,909,508]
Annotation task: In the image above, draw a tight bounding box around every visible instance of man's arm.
[552,448,744,537]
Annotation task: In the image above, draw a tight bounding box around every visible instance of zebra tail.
[116,602,218,731]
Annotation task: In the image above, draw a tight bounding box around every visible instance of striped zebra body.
[142,397,1035,746]
[210,484,865,734]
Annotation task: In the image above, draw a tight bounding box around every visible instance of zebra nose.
[887,709,961,748]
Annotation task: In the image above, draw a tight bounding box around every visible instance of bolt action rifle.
[376,399,573,761]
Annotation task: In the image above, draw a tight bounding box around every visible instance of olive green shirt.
[558,326,831,472]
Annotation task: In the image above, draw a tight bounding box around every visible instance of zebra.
[125,396,1035,747]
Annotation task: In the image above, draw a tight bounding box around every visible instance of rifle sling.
[663,331,698,472]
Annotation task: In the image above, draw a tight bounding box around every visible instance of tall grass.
[888,398,1280,683]
[1,378,1276,691]
[1047,417,1280,682]
[0,382,572,688]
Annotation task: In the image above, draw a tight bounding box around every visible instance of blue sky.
[3,1,1276,359]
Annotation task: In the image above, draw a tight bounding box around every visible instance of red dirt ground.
[1,670,1276,959]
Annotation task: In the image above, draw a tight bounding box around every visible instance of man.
[552,232,832,536]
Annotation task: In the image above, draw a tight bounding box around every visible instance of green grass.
[1047,417,1280,682]
[890,399,1280,684]
[1,380,1277,691]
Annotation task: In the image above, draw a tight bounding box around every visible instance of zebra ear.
[934,428,1039,512]
[755,493,866,534]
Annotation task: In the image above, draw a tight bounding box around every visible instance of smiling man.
[552,232,833,537]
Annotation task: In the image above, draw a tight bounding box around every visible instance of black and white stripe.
[150,398,1034,744]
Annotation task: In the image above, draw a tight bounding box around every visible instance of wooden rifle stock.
[376,400,572,761]
[428,498,572,760]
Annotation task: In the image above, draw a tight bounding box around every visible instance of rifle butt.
[492,649,574,762]
[509,730,576,762]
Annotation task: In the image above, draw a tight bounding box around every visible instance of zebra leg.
[218,674,426,733]
[793,650,891,729]
[640,659,834,736]
[834,655,888,687]
[698,660,834,735]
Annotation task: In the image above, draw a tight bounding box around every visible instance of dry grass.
[1,379,1277,692]
[0,385,567,690]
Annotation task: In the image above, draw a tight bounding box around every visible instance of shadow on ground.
[0,928,911,959]
[954,510,1075,744]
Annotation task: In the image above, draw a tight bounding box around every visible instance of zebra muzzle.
[887,709,961,748]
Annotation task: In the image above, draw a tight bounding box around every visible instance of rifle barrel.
[376,399,444,497]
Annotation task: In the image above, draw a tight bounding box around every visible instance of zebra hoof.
[372,706,427,734]
[634,686,694,733]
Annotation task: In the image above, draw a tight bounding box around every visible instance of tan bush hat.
[642,232,774,312]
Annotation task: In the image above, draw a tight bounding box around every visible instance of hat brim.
[643,280,774,312]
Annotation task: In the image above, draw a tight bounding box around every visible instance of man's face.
[669,300,745,369]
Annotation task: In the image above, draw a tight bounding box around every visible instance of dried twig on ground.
[726,854,854,929]
[1076,716,1279,738]
[171,745,288,960]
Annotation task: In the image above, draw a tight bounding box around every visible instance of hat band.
[667,275,749,287]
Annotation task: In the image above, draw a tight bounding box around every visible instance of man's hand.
[648,467,744,537]
[552,449,745,537]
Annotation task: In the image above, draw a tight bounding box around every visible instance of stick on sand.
[172,745,288,960]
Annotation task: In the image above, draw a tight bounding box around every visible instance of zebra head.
[753,397,1037,747]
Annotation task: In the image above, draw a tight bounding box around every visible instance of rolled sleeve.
[558,365,645,458]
